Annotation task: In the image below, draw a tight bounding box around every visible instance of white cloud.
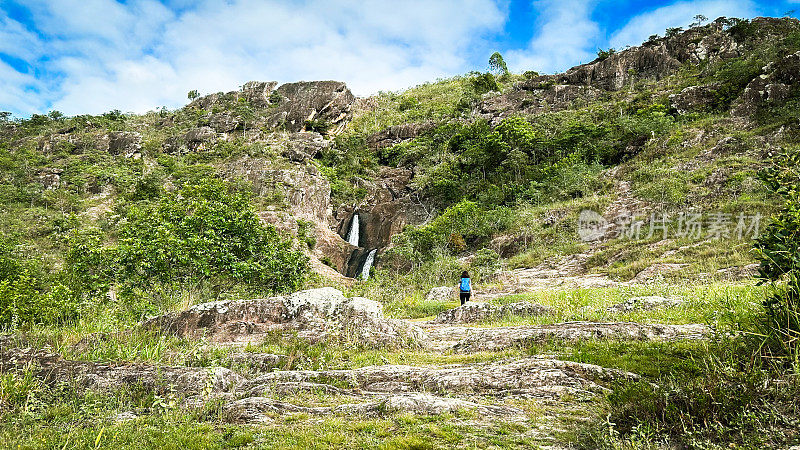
[1,0,507,116]
[505,0,600,74]
[609,0,759,49]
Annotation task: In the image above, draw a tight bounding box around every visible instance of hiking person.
[459,270,471,305]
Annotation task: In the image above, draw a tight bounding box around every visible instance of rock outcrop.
[434,301,552,324]
[477,82,602,124]
[670,83,721,113]
[0,345,241,395]
[733,51,800,116]
[188,80,355,134]
[239,357,636,398]
[223,393,524,423]
[265,81,355,134]
[366,122,435,150]
[141,288,424,348]
[107,131,142,158]
[422,321,710,352]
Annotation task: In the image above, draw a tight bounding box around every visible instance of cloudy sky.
[1,0,797,117]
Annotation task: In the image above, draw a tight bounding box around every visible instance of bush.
[754,149,800,368]
[120,178,308,293]
[0,240,79,327]
[387,200,509,264]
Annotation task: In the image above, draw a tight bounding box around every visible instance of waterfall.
[361,249,377,280]
[346,214,360,247]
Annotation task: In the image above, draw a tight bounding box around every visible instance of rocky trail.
[0,283,710,447]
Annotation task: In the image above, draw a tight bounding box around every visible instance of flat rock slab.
[0,346,241,395]
[421,321,710,352]
[240,357,636,400]
[224,393,524,423]
[434,301,553,324]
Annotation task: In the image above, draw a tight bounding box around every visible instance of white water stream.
[346,214,360,247]
[361,249,377,280]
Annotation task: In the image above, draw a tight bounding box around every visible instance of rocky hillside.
[1,15,799,295]
[2,15,800,450]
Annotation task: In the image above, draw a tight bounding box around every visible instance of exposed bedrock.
[188,80,355,134]
[140,288,425,348]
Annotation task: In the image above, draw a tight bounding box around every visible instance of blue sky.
[1,0,797,117]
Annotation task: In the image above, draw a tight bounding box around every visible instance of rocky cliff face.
[188,80,355,135]
[473,18,800,123]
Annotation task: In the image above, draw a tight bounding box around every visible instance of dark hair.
[461,270,470,278]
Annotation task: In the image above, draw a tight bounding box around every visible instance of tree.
[187,90,200,101]
[596,48,616,61]
[665,27,683,38]
[47,110,65,122]
[0,112,12,123]
[235,97,256,138]
[488,52,509,77]
[691,14,708,27]
[117,177,308,305]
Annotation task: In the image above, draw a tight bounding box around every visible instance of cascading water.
[361,249,377,280]
[346,214,360,247]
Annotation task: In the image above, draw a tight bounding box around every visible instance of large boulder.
[163,127,217,154]
[209,112,240,133]
[141,287,425,348]
[733,51,800,117]
[670,83,721,113]
[187,80,355,134]
[107,131,142,158]
[264,81,355,133]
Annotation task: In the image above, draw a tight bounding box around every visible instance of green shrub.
[387,200,509,264]
[118,178,308,299]
[296,219,316,249]
[710,57,763,110]
[754,149,800,368]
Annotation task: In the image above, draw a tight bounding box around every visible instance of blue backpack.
[460,277,471,292]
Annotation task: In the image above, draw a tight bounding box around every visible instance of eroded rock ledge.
[141,288,424,348]
[434,301,553,324]
[422,321,710,352]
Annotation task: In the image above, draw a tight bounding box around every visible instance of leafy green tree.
[187,90,200,101]
[665,27,683,37]
[596,48,616,61]
[691,14,708,27]
[235,98,256,138]
[488,52,509,76]
[117,177,308,309]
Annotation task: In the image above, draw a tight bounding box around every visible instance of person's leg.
[465,292,471,303]
[460,292,467,305]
